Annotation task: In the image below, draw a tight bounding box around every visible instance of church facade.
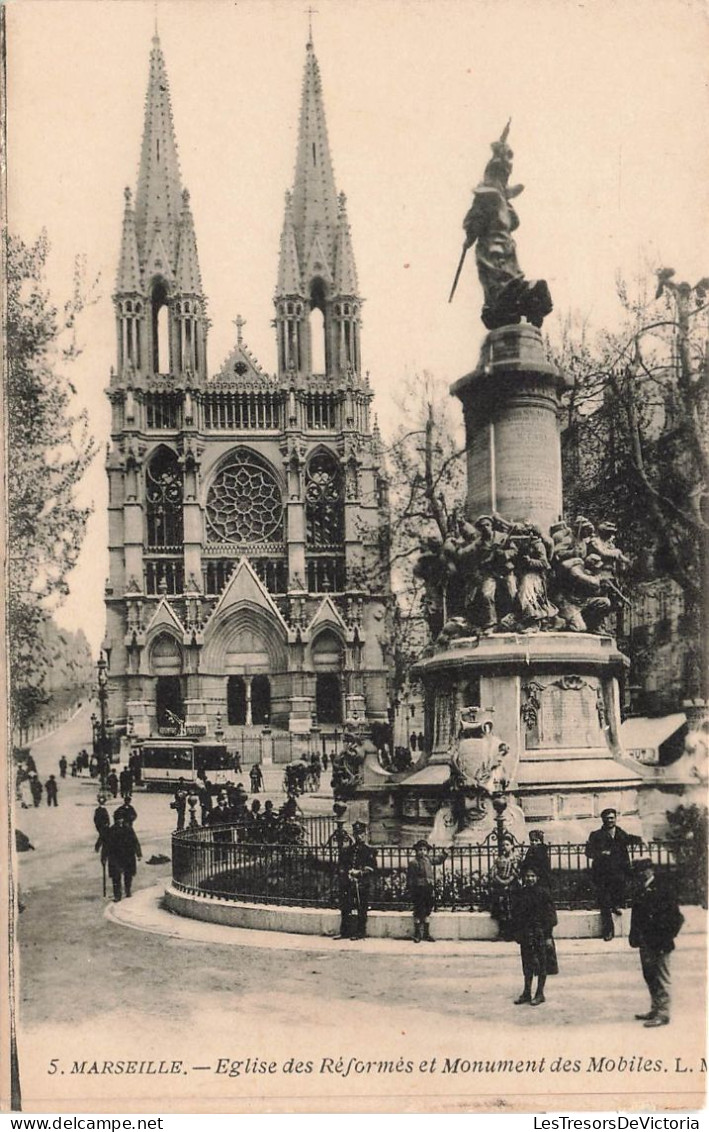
[104,33,392,738]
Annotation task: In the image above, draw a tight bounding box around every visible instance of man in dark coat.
[629,858,684,1027]
[115,794,138,826]
[59,756,68,779]
[171,778,188,831]
[45,775,59,806]
[249,763,264,794]
[336,821,377,940]
[585,808,635,940]
[101,812,141,902]
[521,830,552,892]
[511,864,558,1006]
[208,794,234,863]
[119,766,133,797]
[93,794,111,851]
[107,769,119,799]
[30,774,43,807]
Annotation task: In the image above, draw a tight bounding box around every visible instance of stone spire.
[334,192,359,295]
[175,188,203,295]
[134,32,184,271]
[289,38,339,278]
[116,187,141,293]
[276,190,303,296]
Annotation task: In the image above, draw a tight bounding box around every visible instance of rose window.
[206,452,283,543]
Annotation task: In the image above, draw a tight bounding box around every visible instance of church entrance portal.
[227,674,271,726]
[155,676,184,729]
[316,673,342,725]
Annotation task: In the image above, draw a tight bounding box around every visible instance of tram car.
[135,739,233,790]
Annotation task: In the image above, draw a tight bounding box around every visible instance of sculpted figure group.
[415,511,629,643]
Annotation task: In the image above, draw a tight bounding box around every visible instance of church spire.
[290,39,339,278]
[334,192,359,296]
[116,187,141,294]
[134,32,184,271]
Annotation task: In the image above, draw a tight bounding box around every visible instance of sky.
[6,0,709,654]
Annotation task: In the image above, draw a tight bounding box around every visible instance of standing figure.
[585,808,635,940]
[515,526,557,629]
[454,121,552,329]
[45,775,59,807]
[336,821,377,940]
[629,858,684,1027]
[93,794,111,852]
[170,778,188,831]
[262,799,279,843]
[199,778,214,826]
[208,795,234,863]
[58,756,68,779]
[30,774,43,808]
[119,765,133,797]
[101,812,141,902]
[520,830,552,892]
[406,840,447,943]
[250,762,264,794]
[114,793,138,827]
[511,865,558,1006]
[107,768,119,799]
[487,836,521,940]
[458,515,520,632]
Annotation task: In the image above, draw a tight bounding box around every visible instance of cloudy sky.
[6,0,709,653]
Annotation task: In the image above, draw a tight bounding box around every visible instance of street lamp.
[96,653,109,778]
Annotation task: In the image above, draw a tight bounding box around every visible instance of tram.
[135,739,233,790]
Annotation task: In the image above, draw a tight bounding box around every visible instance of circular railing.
[171,820,700,911]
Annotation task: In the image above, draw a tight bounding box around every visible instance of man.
[585,808,635,940]
[336,821,377,940]
[521,830,552,892]
[511,864,558,1006]
[58,755,68,780]
[93,794,111,851]
[115,793,138,827]
[101,812,142,902]
[30,773,43,808]
[249,762,264,794]
[171,778,188,831]
[119,765,133,797]
[629,858,684,1027]
[107,768,119,799]
[207,793,233,863]
[406,840,446,943]
[45,774,59,807]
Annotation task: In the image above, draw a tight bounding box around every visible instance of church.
[103,31,392,739]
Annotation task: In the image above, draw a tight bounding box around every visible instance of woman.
[511,864,558,1006]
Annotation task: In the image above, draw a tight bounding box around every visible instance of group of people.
[332,814,684,1024]
[93,791,141,903]
[16,763,60,809]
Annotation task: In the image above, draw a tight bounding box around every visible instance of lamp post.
[96,653,109,779]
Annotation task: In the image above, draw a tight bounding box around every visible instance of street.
[14,708,707,1113]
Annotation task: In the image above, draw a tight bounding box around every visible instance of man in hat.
[93,794,111,851]
[336,822,377,940]
[511,864,558,1006]
[170,778,189,831]
[407,840,447,943]
[115,793,138,827]
[101,812,141,902]
[629,858,683,1026]
[585,808,635,940]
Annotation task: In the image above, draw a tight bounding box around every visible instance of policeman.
[336,821,377,940]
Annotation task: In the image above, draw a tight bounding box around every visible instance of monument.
[360,125,646,846]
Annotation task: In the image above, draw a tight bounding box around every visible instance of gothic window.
[151,279,170,374]
[205,451,283,544]
[305,451,344,546]
[146,447,183,548]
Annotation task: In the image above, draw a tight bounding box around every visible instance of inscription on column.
[494,404,561,526]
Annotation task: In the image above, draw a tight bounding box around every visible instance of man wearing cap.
[336,822,377,940]
[407,840,447,942]
[101,812,142,902]
[629,858,683,1026]
[585,808,635,940]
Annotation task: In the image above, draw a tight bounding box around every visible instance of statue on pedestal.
[450,121,553,329]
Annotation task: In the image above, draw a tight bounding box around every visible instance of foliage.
[554,268,709,694]
[5,231,98,734]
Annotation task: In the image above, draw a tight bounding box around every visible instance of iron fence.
[225,732,342,766]
[171,825,704,911]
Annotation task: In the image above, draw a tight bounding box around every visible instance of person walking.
[59,756,68,779]
[336,822,377,940]
[171,778,189,831]
[45,774,59,807]
[511,864,558,1006]
[101,812,141,902]
[115,793,137,826]
[585,808,636,940]
[107,769,119,799]
[30,774,43,808]
[119,766,133,797]
[629,858,684,1027]
[93,794,111,850]
[407,840,447,942]
[249,762,264,794]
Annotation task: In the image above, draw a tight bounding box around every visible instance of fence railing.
[171,825,705,911]
[224,732,342,766]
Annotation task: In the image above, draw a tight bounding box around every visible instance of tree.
[5,231,98,738]
[375,373,466,704]
[556,267,709,701]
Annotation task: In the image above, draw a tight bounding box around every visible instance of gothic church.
[104,32,391,738]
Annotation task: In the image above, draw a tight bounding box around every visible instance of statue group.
[415,512,629,643]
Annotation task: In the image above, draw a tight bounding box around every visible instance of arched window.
[146,447,183,548]
[151,279,170,374]
[306,451,343,546]
[310,277,327,374]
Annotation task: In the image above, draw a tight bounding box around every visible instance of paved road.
[13,708,707,1114]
